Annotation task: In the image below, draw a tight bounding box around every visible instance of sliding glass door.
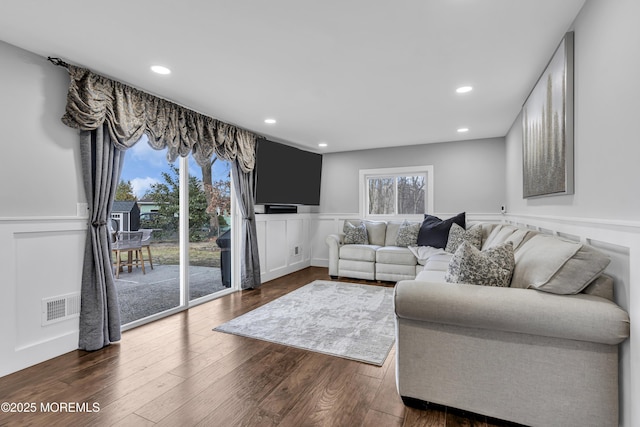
[188,156,233,303]
[114,136,234,327]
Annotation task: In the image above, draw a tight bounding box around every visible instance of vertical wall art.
[522,32,574,198]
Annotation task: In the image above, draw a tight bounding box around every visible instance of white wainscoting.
[502,213,638,427]
[255,213,314,283]
[0,217,87,377]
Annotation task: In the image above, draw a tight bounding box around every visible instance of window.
[359,166,434,219]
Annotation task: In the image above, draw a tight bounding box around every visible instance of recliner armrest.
[325,233,345,276]
[326,233,345,246]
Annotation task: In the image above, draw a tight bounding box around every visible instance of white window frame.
[359,165,434,219]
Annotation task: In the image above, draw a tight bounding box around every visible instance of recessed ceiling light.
[456,86,473,93]
[151,65,171,75]
[457,128,469,133]
[318,143,328,147]
[264,118,276,124]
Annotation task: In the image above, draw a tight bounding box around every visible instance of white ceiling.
[0,0,585,153]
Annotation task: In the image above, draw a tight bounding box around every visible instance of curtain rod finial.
[47,56,70,69]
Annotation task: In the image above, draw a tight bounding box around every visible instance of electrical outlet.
[292,245,301,256]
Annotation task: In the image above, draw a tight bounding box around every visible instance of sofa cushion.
[396,220,420,247]
[343,221,368,244]
[512,234,611,294]
[338,259,375,281]
[445,223,482,253]
[376,246,417,265]
[417,212,465,248]
[482,224,531,251]
[445,241,515,287]
[582,274,615,301]
[408,246,448,266]
[422,253,453,272]
[376,263,417,281]
[339,244,379,262]
[414,269,447,282]
[363,220,387,246]
[535,245,610,294]
[384,221,403,246]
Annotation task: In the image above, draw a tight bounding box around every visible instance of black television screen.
[254,139,322,206]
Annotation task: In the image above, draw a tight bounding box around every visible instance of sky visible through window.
[119,135,231,199]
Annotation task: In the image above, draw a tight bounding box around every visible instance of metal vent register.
[42,293,81,325]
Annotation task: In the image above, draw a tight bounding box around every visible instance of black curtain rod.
[47,56,69,69]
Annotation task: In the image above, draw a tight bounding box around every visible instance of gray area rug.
[214,280,396,366]
[116,265,227,325]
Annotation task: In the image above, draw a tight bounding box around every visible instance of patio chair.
[112,231,145,279]
[139,228,154,269]
[109,218,119,242]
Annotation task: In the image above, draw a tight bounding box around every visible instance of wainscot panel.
[255,213,313,283]
[0,217,87,377]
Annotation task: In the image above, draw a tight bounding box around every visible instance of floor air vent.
[42,293,81,326]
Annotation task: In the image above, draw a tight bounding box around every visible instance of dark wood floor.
[0,267,521,427]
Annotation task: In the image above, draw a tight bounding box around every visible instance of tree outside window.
[360,166,433,218]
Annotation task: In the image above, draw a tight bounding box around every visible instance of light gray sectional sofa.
[326,219,423,282]
[393,222,630,427]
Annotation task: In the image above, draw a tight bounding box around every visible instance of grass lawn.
[150,240,222,268]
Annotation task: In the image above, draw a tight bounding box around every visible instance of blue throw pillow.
[416,212,466,248]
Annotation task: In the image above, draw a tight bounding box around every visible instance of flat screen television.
[254,139,323,206]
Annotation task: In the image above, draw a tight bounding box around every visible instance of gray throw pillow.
[343,221,369,244]
[445,241,515,287]
[511,234,610,294]
[445,223,482,253]
[396,220,420,247]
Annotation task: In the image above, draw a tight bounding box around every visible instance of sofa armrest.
[325,233,345,276]
[394,280,630,345]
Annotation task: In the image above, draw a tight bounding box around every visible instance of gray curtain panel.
[232,158,262,290]
[55,61,263,348]
[79,124,124,351]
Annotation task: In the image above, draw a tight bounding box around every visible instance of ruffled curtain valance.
[60,64,256,172]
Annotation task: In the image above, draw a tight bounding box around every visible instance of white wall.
[505,1,640,425]
[312,137,507,269]
[320,137,506,215]
[0,41,84,217]
[0,40,87,376]
[505,1,640,221]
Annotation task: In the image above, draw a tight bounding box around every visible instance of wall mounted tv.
[254,139,323,206]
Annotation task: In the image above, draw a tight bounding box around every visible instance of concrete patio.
[114,263,227,325]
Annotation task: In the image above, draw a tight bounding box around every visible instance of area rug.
[213,280,396,366]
